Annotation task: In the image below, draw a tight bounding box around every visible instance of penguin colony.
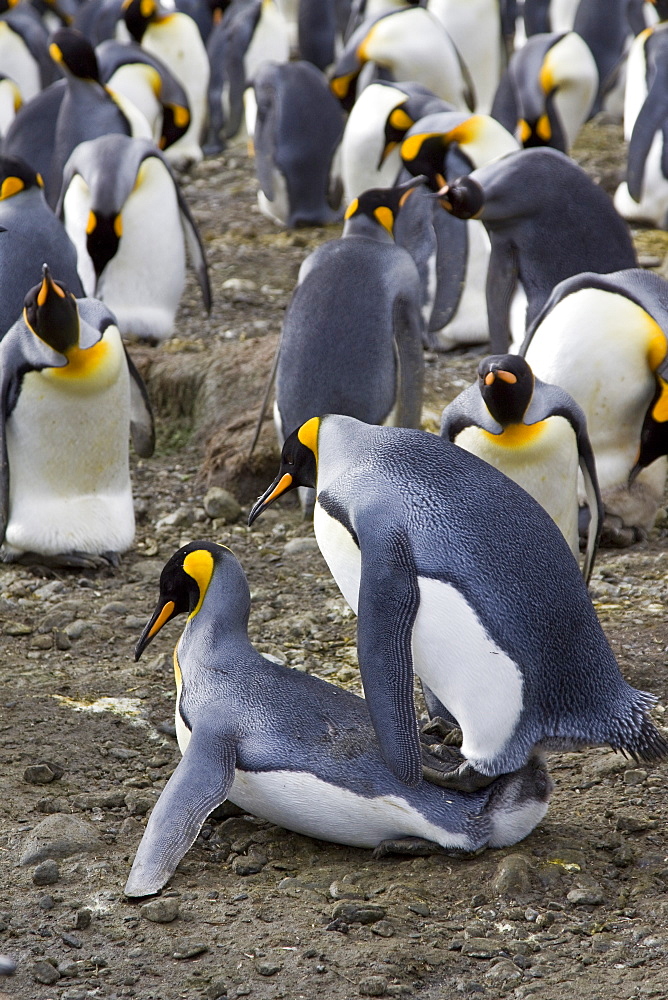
[0,0,665,935]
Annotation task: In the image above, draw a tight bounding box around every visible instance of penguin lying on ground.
[521,268,668,546]
[252,60,344,228]
[440,354,603,583]
[433,147,637,352]
[270,178,425,511]
[0,154,83,336]
[124,541,553,898]
[57,134,211,341]
[249,415,668,790]
[0,266,154,567]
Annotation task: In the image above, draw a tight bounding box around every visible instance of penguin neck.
[343,215,395,243]
[183,559,254,655]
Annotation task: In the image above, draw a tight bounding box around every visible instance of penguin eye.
[284,453,295,466]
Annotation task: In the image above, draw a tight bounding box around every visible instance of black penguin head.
[86,211,123,279]
[122,0,159,43]
[49,29,100,81]
[344,175,426,237]
[135,541,228,659]
[400,131,450,190]
[655,0,668,21]
[478,355,535,427]
[248,418,319,525]
[23,265,80,355]
[378,104,415,168]
[0,154,44,200]
[436,174,484,219]
[160,102,190,150]
[630,373,668,482]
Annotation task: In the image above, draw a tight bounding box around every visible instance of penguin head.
[248,418,319,525]
[477,355,535,427]
[86,211,123,279]
[400,130,449,190]
[160,102,191,150]
[49,29,100,81]
[0,155,44,201]
[135,541,248,659]
[435,175,484,219]
[122,0,159,43]
[343,176,426,238]
[23,265,80,355]
[378,104,416,169]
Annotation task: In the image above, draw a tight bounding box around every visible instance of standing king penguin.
[249,416,668,789]
[440,354,603,583]
[125,541,553,898]
[0,266,154,566]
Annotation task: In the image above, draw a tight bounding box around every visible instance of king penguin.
[491,31,598,152]
[440,353,603,582]
[57,134,211,341]
[249,415,668,789]
[0,154,83,337]
[124,540,553,898]
[435,147,637,352]
[428,0,503,114]
[0,0,57,103]
[252,60,344,228]
[521,267,668,546]
[272,177,425,512]
[0,265,154,566]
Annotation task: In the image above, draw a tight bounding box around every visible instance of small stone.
[124,792,157,816]
[141,897,179,923]
[371,920,395,938]
[358,974,388,996]
[206,980,228,999]
[20,814,101,865]
[203,487,241,523]
[30,634,53,650]
[58,961,81,977]
[462,937,504,958]
[492,853,532,898]
[61,933,82,949]
[173,942,208,960]
[32,960,60,984]
[283,537,319,556]
[100,601,129,615]
[616,814,658,833]
[3,621,33,635]
[329,880,366,901]
[485,960,522,982]
[54,629,72,650]
[326,918,350,933]
[623,769,648,785]
[587,753,627,779]
[256,960,281,976]
[567,887,604,906]
[32,860,60,886]
[407,901,430,917]
[35,580,65,599]
[231,851,266,876]
[23,762,64,784]
[65,620,91,640]
[72,908,91,930]
[38,894,55,910]
[332,902,386,925]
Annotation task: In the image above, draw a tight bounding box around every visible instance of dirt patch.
[1,124,668,1000]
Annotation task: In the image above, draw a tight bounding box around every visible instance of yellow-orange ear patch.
[183,549,215,619]
[298,416,320,457]
[373,205,394,235]
[0,176,23,200]
[344,198,359,220]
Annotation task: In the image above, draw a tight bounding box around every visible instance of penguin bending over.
[435,147,637,352]
[272,177,425,511]
[252,60,344,228]
[249,415,668,789]
[522,268,668,546]
[0,154,83,337]
[57,134,211,341]
[124,541,553,898]
[0,266,154,566]
[440,354,603,583]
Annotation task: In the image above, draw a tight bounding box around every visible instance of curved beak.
[248,472,294,526]
[135,599,176,661]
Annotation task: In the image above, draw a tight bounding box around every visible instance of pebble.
[124,792,158,816]
[461,937,505,958]
[65,620,92,640]
[205,979,228,999]
[35,580,65,599]
[32,960,60,984]
[58,961,81,977]
[492,853,532,898]
[332,902,386,925]
[20,814,101,865]
[567,887,604,906]
[23,762,64,784]
[330,880,366,901]
[38,894,55,910]
[32,860,60,886]
[485,960,522,982]
[100,601,129,615]
[358,974,388,996]
[231,851,266,875]
[371,920,395,938]
[173,942,208,960]
[3,621,33,635]
[616,814,658,833]
[54,629,72,650]
[141,897,179,923]
[623,769,648,785]
[283,537,319,556]
[203,487,241,523]
[61,933,82,949]
[586,753,627,779]
[256,960,282,976]
[72,908,91,930]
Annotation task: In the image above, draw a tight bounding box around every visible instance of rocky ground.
[1,121,668,1000]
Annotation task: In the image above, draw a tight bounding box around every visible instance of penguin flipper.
[428,210,468,337]
[392,295,425,428]
[440,383,498,440]
[252,72,278,201]
[124,346,155,458]
[125,724,236,898]
[356,524,422,787]
[627,84,668,203]
[486,239,519,354]
[174,184,212,314]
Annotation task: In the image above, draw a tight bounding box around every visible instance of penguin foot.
[420,716,463,747]
[599,515,645,549]
[372,836,446,859]
[422,755,496,792]
[11,551,121,571]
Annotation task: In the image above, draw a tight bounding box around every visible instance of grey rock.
[586,753,627,779]
[32,860,60,886]
[283,537,319,556]
[38,895,55,910]
[100,601,129,615]
[371,920,395,937]
[232,851,267,875]
[256,960,282,976]
[32,960,60,984]
[64,620,92,640]
[61,933,82,949]
[623,769,648,785]
[567,887,604,906]
[206,979,228,999]
[485,960,522,982]
[141,897,179,923]
[124,792,158,816]
[20,815,101,865]
[58,961,81,977]
[173,942,208,959]
[332,902,386,924]
[203,487,241,523]
[616,814,658,833]
[35,580,65,599]
[492,853,532,898]
[72,908,91,930]
[359,974,388,996]
[54,629,72,650]
[23,762,64,784]
[329,880,366,901]
[462,937,505,958]
[3,621,33,635]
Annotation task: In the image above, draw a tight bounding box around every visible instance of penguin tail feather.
[610,691,668,764]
